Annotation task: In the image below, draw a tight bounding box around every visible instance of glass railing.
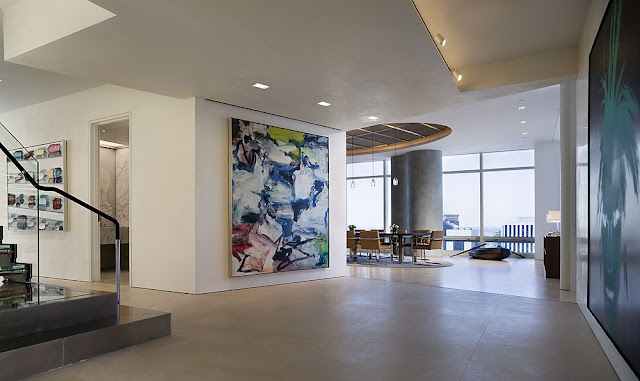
[0,121,122,304]
[0,125,41,304]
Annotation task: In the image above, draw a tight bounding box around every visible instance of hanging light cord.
[371,131,376,187]
[350,135,356,189]
[392,126,399,186]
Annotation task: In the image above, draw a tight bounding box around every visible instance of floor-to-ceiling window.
[346,150,535,253]
[443,149,535,253]
[346,160,390,230]
[442,154,481,250]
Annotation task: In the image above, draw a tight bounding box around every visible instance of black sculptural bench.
[469,247,513,260]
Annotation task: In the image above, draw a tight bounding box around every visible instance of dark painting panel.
[589,0,640,376]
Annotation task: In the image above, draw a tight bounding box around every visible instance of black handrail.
[0,141,122,304]
[0,142,120,239]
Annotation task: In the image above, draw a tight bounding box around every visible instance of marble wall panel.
[115,148,129,228]
[99,148,116,244]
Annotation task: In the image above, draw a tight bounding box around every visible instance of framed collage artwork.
[7,141,66,231]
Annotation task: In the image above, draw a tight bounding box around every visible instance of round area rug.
[347,257,453,268]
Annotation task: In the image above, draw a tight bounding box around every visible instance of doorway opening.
[96,118,130,284]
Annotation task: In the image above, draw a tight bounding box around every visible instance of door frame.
[89,112,132,282]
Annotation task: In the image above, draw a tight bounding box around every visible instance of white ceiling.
[401,84,561,155]
[350,84,560,161]
[414,0,590,69]
[99,119,129,146]
[0,17,101,115]
[1,0,590,131]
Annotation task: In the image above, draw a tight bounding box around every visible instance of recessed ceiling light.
[518,106,526,110]
[317,101,331,107]
[522,132,528,136]
[102,129,106,132]
[452,70,462,81]
[253,83,269,89]
[520,120,527,124]
[434,34,446,47]
[366,116,379,121]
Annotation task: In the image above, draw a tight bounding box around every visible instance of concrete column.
[560,81,576,291]
[391,154,409,230]
[391,150,443,232]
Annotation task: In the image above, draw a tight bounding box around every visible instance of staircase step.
[0,283,117,341]
[0,305,171,381]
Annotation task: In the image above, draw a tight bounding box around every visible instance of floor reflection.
[348,253,575,302]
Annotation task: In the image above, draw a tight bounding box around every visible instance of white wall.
[534,141,560,260]
[0,84,197,293]
[0,87,347,295]
[576,1,638,380]
[194,98,347,293]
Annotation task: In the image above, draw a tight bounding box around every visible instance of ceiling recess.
[347,123,451,156]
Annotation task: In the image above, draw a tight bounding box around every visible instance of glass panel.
[483,169,535,240]
[489,240,535,254]
[483,149,534,169]
[347,161,384,178]
[0,122,40,299]
[443,154,479,172]
[347,178,384,230]
[385,159,391,175]
[443,172,480,240]
[444,239,481,251]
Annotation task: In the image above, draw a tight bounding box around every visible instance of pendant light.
[392,125,399,186]
[350,135,356,189]
[370,131,376,187]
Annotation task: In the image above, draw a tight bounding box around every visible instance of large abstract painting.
[589,0,640,376]
[230,118,329,276]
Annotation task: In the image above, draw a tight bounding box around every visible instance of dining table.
[377,231,432,264]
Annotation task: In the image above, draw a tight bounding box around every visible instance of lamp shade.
[546,211,561,223]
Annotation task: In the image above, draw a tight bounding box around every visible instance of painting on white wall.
[7,141,66,231]
[230,118,329,276]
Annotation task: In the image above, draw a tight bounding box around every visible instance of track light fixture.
[434,34,446,47]
[452,70,462,82]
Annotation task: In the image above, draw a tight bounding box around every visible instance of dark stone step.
[0,305,171,381]
[0,283,117,341]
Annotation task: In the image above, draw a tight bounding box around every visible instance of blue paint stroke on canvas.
[230,118,329,275]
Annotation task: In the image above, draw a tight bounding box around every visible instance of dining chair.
[360,230,391,261]
[347,230,360,261]
[409,230,431,262]
[413,230,443,261]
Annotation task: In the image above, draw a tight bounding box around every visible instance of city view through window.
[347,149,535,253]
[443,150,535,253]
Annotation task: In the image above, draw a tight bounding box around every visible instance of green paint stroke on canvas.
[314,236,329,266]
[268,126,305,145]
[598,0,640,328]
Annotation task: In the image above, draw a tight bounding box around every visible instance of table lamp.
[546,210,561,235]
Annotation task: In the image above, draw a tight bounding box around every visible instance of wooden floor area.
[348,253,576,303]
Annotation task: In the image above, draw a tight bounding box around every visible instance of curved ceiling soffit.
[346,123,451,156]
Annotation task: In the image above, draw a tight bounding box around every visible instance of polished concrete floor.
[100,269,130,285]
[25,258,617,381]
[349,254,576,302]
